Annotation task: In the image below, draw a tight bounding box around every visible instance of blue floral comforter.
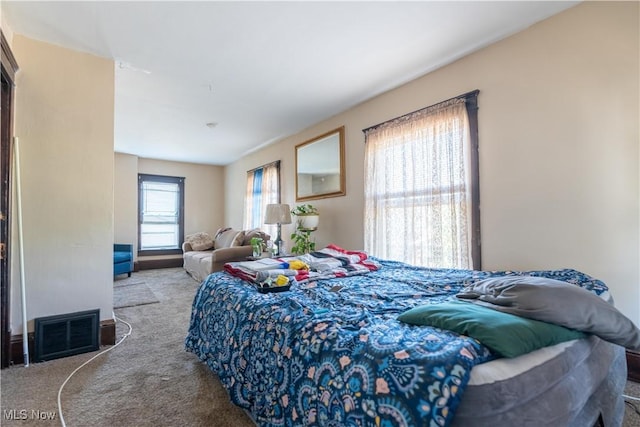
[185,259,607,426]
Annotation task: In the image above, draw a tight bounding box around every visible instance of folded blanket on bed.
[223,244,380,287]
[297,244,381,278]
[224,258,310,286]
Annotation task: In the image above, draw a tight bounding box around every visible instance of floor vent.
[34,309,100,362]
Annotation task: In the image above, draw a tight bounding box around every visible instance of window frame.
[465,91,481,270]
[137,173,185,256]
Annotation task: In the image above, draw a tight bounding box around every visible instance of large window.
[244,161,280,236]
[138,174,184,255]
[363,91,480,270]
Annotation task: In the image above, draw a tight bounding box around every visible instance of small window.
[138,174,184,255]
[244,161,280,235]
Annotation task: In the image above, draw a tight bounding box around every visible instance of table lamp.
[264,204,292,256]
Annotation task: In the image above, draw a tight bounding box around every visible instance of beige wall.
[114,153,138,248]
[226,2,640,324]
[10,35,115,330]
[114,154,225,261]
[1,13,13,44]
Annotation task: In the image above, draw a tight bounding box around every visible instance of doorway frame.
[1,29,19,368]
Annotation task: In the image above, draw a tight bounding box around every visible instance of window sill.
[138,249,183,257]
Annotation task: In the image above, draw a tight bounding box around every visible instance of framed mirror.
[295,126,345,201]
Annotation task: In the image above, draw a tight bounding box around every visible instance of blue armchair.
[114,243,134,277]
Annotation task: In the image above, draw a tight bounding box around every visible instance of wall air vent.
[34,309,100,362]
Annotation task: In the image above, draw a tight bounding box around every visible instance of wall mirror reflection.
[295,126,345,201]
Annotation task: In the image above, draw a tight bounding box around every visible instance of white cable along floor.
[56,313,133,427]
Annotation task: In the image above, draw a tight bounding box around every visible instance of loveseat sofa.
[182,228,270,282]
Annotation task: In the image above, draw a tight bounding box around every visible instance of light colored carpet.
[1,267,639,426]
[113,282,159,309]
[1,268,255,427]
[626,381,640,426]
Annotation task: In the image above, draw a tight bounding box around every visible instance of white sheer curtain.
[364,98,473,269]
[244,161,280,238]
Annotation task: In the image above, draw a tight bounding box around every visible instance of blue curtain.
[251,169,263,229]
[244,161,280,231]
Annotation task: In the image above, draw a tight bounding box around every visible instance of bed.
[185,247,629,426]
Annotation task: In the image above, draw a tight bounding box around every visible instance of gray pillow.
[457,276,640,350]
[214,229,245,249]
[243,228,269,246]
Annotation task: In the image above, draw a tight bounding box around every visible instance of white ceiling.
[2,1,578,166]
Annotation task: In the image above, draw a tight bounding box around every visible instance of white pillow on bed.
[456,276,640,350]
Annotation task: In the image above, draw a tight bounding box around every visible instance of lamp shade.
[264,204,292,225]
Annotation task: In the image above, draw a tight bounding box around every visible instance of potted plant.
[289,228,316,255]
[250,236,265,257]
[289,204,319,255]
[290,204,319,231]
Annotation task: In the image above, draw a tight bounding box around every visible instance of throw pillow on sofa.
[214,228,245,249]
[242,228,269,246]
[185,232,215,251]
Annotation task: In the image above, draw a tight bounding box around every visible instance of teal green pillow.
[397,300,586,358]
